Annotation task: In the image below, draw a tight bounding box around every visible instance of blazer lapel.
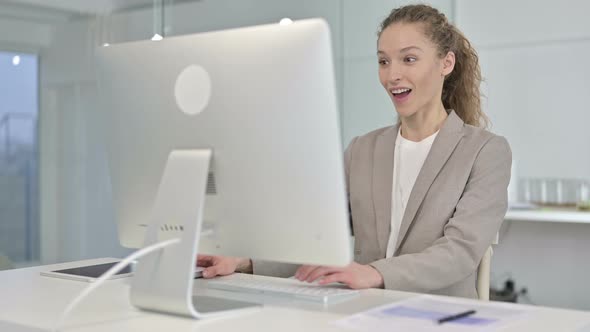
[372,125,398,254]
[394,111,465,253]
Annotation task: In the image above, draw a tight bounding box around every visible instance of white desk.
[505,209,590,224]
[2,258,590,331]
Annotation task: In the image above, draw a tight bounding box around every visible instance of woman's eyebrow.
[400,46,423,53]
[377,46,423,55]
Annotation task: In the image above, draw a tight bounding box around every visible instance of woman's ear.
[442,51,455,76]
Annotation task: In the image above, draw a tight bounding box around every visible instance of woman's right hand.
[196,255,252,278]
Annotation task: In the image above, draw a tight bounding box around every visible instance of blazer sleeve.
[369,136,512,293]
[344,136,359,235]
[344,137,358,190]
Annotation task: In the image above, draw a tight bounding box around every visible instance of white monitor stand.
[130,150,259,317]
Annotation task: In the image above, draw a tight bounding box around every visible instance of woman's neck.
[400,105,448,142]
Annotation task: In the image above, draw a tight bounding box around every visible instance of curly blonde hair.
[378,4,488,128]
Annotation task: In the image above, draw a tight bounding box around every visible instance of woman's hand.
[196,255,252,278]
[294,262,384,289]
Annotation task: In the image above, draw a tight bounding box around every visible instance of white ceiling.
[0,0,200,25]
[0,0,161,14]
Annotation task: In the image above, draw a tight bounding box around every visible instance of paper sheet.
[333,295,531,332]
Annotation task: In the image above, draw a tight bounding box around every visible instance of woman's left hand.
[294,262,384,289]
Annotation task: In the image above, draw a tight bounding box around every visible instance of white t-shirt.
[386,128,439,258]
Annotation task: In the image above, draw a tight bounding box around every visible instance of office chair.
[477,246,493,300]
[477,229,500,301]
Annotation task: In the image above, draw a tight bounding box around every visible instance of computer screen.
[96,18,352,268]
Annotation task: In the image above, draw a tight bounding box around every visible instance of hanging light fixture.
[151,0,165,41]
[279,18,293,26]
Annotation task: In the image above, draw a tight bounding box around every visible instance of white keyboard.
[207,278,359,304]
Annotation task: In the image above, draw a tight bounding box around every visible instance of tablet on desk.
[40,262,133,282]
[40,262,205,282]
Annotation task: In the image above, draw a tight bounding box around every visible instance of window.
[0,51,39,269]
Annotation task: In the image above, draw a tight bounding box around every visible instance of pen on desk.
[437,309,476,324]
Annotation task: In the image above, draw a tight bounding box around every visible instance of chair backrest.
[0,253,12,271]
[477,246,493,300]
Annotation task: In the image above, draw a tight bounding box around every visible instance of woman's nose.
[387,68,402,83]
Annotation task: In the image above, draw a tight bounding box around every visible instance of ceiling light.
[12,55,20,66]
[279,18,293,26]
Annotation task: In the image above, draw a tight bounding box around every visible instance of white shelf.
[505,209,590,224]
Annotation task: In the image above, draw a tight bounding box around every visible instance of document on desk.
[333,295,531,332]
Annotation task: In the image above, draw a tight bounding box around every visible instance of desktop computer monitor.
[95,19,351,270]
[96,18,352,318]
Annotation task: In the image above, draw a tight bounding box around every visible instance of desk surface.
[505,209,590,224]
[2,258,590,332]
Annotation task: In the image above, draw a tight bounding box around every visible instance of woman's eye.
[378,59,388,65]
[404,57,417,63]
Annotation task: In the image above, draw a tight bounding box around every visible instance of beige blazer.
[254,111,512,299]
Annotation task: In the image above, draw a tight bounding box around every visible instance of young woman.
[197,4,511,299]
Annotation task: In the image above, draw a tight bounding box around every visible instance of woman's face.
[377,22,454,119]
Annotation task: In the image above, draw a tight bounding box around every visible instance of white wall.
[456,0,590,310]
[0,19,52,48]
[493,221,590,310]
[457,0,590,180]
